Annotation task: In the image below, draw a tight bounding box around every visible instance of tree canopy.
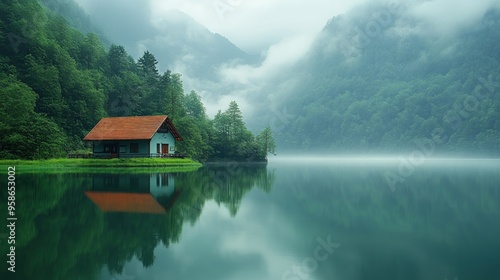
[266,8,500,155]
[0,0,273,161]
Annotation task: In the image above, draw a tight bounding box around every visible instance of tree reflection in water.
[0,165,274,280]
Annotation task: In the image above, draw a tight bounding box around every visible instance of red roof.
[85,192,167,214]
[83,115,182,141]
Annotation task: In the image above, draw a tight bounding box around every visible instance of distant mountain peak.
[156,9,210,32]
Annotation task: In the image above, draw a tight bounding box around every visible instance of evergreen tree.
[107,44,132,76]
[256,127,276,159]
[77,33,106,69]
[226,101,245,141]
[184,90,207,119]
[0,0,275,160]
[211,101,258,160]
[164,73,185,120]
[137,50,159,80]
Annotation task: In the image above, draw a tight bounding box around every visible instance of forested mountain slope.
[2,0,499,159]
[0,0,271,160]
[271,5,500,155]
[38,0,112,47]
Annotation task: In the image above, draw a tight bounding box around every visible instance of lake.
[1,158,500,280]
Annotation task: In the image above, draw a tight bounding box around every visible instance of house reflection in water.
[85,173,180,215]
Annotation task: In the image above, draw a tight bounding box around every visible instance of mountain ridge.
[257,4,500,155]
[41,0,258,77]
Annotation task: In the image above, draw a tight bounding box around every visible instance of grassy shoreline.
[0,158,202,173]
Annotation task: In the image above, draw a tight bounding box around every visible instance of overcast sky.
[75,0,368,53]
[74,0,500,52]
[73,0,500,119]
[73,0,370,117]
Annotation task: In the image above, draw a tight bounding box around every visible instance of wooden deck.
[68,153,186,159]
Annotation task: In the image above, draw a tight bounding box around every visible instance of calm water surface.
[1,158,500,280]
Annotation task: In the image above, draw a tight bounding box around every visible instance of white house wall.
[150,131,176,155]
[149,173,175,198]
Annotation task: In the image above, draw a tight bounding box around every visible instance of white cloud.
[76,0,500,57]
[220,34,315,84]
[409,0,499,35]
[188,34,314,119]
[149,0,368,53]
[89,0,367,120]
[74,0,500,125]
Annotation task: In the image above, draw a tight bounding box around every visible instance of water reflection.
[269,160,500,280]
[0,165,274,280]
[85,173,179,214]
[0,160,499,280]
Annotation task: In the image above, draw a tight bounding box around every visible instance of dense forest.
[2,0,498,159]
[264,5,500,155]
[0,0,274,161]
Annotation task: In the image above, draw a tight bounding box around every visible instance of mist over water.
[2,0,500,279]
[2,158,499,280]
[270,155,500,164]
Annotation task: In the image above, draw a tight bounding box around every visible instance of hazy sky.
[74,0,369,117]
[73,0,500,119]
[74,0,500,53]
[75,0,367,53]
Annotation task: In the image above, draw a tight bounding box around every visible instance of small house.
[84,115,183,158]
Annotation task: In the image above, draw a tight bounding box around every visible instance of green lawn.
[0,158,202,173]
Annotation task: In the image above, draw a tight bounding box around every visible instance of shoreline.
[202,159,268,165]
[0,158,203,173]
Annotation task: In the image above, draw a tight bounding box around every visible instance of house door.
[111,144,119,158]
[162,144,169,156]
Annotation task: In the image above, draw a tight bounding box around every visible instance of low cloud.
[149,0,367,53]
[185,34,313,118]
[74,0,500,126]
[408,0,500,35]
[219,34,315,85]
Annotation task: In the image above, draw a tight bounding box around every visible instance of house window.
[104,144,117,153]
[161,173,169,187]
[156,174,169,187]
[130,143,139,153]
[156,143,160,154]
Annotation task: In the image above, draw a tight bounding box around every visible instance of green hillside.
[272,6,500,156]
[0,0,272,161]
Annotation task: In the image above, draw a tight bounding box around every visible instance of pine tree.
[137,50,159,80]
[256,127,276,159]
